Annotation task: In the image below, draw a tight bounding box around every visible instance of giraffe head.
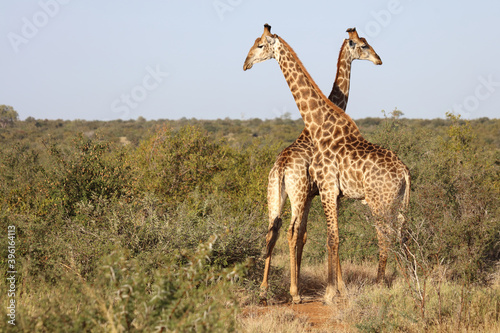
[243,24,279,71]
[345,28,382,65]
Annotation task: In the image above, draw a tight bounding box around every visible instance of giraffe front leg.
[287,220,301,304]
[321,188,347,304]
[286,171,312,304]
[295,194,313,301]
[296,229,307,285]
[287,203,309,304]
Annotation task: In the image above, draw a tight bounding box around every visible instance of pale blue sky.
[1,1,499,121]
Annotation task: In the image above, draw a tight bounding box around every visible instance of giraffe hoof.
[292,295,302,304]
[322,298,335,306]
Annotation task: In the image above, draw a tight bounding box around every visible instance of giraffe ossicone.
[244,24,410,305]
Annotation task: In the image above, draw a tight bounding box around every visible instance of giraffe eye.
[361,45,369,49]
[257,44,264,49]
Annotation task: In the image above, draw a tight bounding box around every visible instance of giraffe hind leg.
[260,166,286,305]
[260,216,282,305]
[364,192,395,285]
[375,222,390,284]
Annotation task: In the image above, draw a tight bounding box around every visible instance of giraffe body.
[244,24,410,304]
[263,29,382,304]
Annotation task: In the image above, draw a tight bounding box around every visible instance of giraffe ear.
[265,35,276,45]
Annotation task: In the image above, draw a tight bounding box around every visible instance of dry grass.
[239,307,310,333]
[491,262,500,288]
[240,256,500,332]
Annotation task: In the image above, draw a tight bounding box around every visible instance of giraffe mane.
[276,36,361,133]
[334,39,349,100]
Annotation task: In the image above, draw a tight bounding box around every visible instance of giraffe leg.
[260,216,282,303]
[365,189,397,285]
[295,195,313,296]
[296,229,307,284]
[260,167,287,305]
[287,215,301,303]
[375,219,391,284]
[285,167,311,304]
[397,212,408,246]
[287,194,309,304]
[321,188,346,304]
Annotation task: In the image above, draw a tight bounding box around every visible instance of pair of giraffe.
[243,24,410,305]
[259,27,383,304]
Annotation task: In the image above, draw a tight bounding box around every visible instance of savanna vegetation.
[0,106,499,332]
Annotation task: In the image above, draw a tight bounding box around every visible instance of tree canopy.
[0,105,18,128]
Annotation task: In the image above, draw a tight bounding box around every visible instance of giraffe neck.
[328,40,353,111]
[274,36,360,140]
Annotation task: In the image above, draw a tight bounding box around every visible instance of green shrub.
[0,143,47,215]
[135,125,227,208]
[43,134,134,216]
[1,237,245,332]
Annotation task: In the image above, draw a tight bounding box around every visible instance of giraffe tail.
[397,169,411,245]
[265,216,282,256]
[403,170,411,211]
[277,162,286,211]
[265,162,287,257]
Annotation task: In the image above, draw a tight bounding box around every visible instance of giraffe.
[262,28,382,304]
[243,24,410,304]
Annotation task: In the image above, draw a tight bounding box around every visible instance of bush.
[43,134,134,216]
[135,125,227,208]
[1,237,245,332]
[0,143,46,215]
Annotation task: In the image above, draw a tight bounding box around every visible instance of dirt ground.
[286,300,339,330]
[242,296,348,332]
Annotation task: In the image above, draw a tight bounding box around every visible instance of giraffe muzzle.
[243,62,253,71]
